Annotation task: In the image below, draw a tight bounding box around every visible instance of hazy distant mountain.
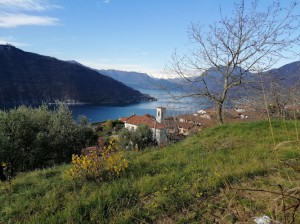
[193,66,253,92]
[262,61,300,87]
[98,69,177,90]
[170,62,300,100]
[0,45,153,107]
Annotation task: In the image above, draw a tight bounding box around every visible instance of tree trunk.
[216,102,224,125]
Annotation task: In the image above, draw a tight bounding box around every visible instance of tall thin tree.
[168,0,300,124]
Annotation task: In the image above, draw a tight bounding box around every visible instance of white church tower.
[156,107,166,124]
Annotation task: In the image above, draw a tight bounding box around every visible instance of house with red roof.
[120,107,168,145]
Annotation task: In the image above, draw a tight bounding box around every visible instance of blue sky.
[0,0,299,78]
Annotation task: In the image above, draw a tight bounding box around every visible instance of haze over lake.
[69,89,212,123]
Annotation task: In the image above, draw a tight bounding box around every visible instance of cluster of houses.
[119,107,215,145]
[119,105,260,145]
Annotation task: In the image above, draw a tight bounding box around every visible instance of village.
[93,105,271,147]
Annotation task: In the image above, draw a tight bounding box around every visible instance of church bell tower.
[156,107,166,124]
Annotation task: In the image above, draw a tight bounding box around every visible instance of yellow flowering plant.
[67,138,128,180]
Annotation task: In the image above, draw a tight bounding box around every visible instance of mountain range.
[262,61,300,88]
[99,62,300,97]
[171,62,300,100]
[0,45,153,107]
[98,69,177,90]
[1,44,299,108]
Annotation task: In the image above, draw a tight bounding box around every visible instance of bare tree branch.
[167,0,300,124]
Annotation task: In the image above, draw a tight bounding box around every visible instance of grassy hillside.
[1,120,299,223]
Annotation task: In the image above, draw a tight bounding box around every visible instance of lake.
[69,89,212,123]
[0,89,212,123]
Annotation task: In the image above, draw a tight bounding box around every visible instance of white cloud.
[0,36,29,46]
[0,12,59,27]
[0,0,57,11]
[0,0,61,28]
[103,0,111,4]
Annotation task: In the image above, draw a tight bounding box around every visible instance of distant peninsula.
[0,44,155,107]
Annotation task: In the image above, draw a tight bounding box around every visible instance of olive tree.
[118,124,157,150]
[0,105,97,180]
[133,124,157,150]
[168,0,300,124]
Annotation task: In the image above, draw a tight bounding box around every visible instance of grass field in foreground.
[1,120,300,223]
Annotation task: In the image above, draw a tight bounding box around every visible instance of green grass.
[1,120,300,223]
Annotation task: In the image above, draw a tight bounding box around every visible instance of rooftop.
[120,114,166,129]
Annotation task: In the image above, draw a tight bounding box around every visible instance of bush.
[96,119,124,137]
[118,124,157,150]
[0,105,97,180]
[118,128,133,150]
[103,120,114,134]
[67,138,128,180]
[133,124,157,150]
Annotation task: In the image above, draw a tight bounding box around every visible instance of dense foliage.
[95,119,125,137]
[67,138,128,180]
[0,105,97,180]
[1,120,299,223]
[118,124,157,150]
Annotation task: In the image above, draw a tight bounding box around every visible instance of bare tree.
[168,0,300,124]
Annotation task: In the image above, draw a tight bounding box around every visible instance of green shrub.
[0,105,97,180]
[118,124,157,150]
[67,138,128,180]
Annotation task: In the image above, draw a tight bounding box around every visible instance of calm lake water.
[0,89,212,123]
[69,89,212,123]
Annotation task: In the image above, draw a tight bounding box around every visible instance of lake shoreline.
[0,89,212,123]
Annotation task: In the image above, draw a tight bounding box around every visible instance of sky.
[0,0,299,78]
